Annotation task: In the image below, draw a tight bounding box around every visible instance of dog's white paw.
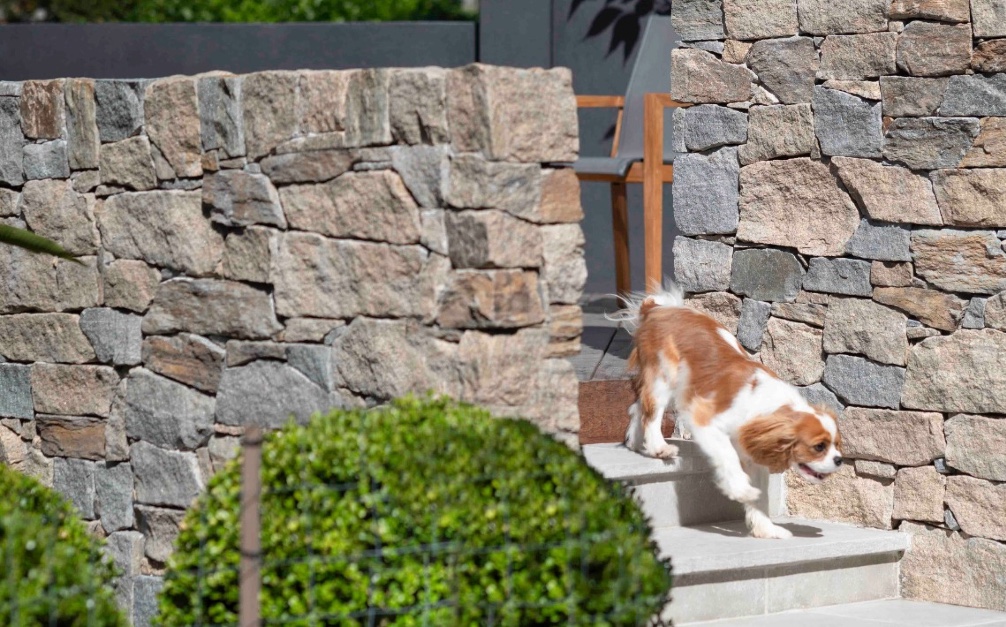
[644,442,679,460]
[722,480,761,503]
[750,522,792,540]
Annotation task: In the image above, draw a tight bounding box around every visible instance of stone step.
[679,599,1006,627]
[659,519,909,624]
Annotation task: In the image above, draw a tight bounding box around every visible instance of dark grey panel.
[479,0,552,68]
[0,22,476,80]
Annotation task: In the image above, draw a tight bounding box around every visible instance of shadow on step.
[696,520,824,539]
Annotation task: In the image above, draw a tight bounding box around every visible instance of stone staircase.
[583,442,909,624]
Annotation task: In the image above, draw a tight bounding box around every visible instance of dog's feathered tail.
[604,279,685,335]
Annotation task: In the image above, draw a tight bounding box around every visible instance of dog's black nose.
[833,456,843,466]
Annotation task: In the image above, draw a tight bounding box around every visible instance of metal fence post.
[239,426,263,627]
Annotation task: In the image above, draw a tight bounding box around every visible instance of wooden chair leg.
[610,182,630,295]
[643,94,663,293]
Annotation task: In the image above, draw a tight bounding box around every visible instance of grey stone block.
[53,457,96,519]
[747,36,818,104]
[682,40,726,54]
[673,237,733,293]
[737,299,772,352]
[198,76,244,158]
[286,344,335,391]
[0,97,25,185]
[0,82,21,97]
[672,0,725,41]
[135,504,184,563]
[673,147,740,236]
[942,73,1006,117]
[132,575,164,627]
[0,363,33,419]
[934,457,950,474]
[125,369,214,451]
[813,86,883,157]
[882,117,980,170]
[803,258,873,296]
[95,461,134,533]
[963,298,987,330]
[799,383,845,415]
[131,441,203,508]
[390,144,449,209]
[215,361,338,428]
[730,248,805,302]
[94,80,145,142]
[104,530,144,578]
[844,219,911,262]
[23,140,69,180]
[822,354,905,409]
[79,308,142,366]
[944,508,961,531]
[680,105,748,152]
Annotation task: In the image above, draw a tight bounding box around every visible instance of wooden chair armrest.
[649,93,692,109]
[576,95,625,108]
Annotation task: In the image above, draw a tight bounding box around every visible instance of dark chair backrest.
[616,15,680,163]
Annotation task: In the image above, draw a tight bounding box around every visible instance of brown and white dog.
[609,283,843,539]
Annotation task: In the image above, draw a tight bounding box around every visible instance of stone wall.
[670,0,1006,611]
[0,65,584,624]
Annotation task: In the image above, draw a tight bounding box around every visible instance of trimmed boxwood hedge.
[0,464,126,626]
[158,396,672,626]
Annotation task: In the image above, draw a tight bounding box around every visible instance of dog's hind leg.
[639,374,677,459]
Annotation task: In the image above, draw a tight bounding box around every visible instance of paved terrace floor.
[683,600,1006,626]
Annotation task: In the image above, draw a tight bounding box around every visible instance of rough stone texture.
[839,407,945,465]
[822,354,905,409]
[738,158,859,256]
[986,292,1006,331]
[124,368,214,450]
[95,462,134,532]
[844,220,911,263]
[282,171,419,244]
[972,0,1006,38]
[198,76,244,158]
[142,334,225,394]
[79,308,142,366]
[679,105,748,152]
[818,33,897,81]
[746,37,818,104]
[541,224,587,305]
[800,382,845,414]
[760,318,824,386]
[389,67,449,145]
[131,441,203,508]
[962,297,987,329]
[941,73,1006,117]
[204,170,285,228]
[738,104,815,164]
[446,210,543,269]
[31,364,118,417]
[803,258,873,297]
[98,191,224,276]
[672,147,740,236]
[932,169,1006,227]
[53,457,96,519]
[220,226,274,284]
[0,97,25,186]
[24,140,69,180]
[893,466,946,523]
[437,270,545,329]
[737,299,771,352]
[945,414,1006,481]
[671,49,753,104]
[796,0,888,34]
[945,476,1006,542]
[94,80,145,143]
[225,340,286,367]
[103,260,160,313]
[242,71,299,159]
[723,0,797,40]
[879,76,949,117]
[772,302,827,327]
[143,278,281,340]
[882,117,979,170]
[685,292,743,333]
[903,330,1006,414]
[729,248,804,302]
[856,459,896,480]
[19,179,100,255]
[272,232,447,319]
[21,79,64,139]
[821,80,881,101]
[536,168,582,225]
[671,0,725,40]
[896,22,972,77]
[65,78,99,170]
[0,364,32,419]
[216,361,336,428]
[144,77,201,178]
[786,464,893,529]
[100,137,156,191]
[873,287,964,332]
[37,415,106,460]
[889,0,971,21]
[298,70,350,135]
[831,157,943,226]
[0,314,96,363]
[813,87,883,158]
[961,117,1006,167]
[823,297,908,366]
[133,576,164,627]
[446,155,541,218]
[673,237,733,293]
[911,230,1006,295]
[260,149,356,185]
[973,39,1006,73]
[135,505,183,564]
[900,522,1006,611]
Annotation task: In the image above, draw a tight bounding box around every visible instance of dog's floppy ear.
[738,409,798,474]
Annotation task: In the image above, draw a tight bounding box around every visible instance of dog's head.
[738,404,843,483]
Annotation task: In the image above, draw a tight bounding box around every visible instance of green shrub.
[158,396,672,626]
[0,464,126,626]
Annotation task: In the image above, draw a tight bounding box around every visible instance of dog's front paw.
[644,441,679,460]
[750,522,792,540]
[722,480,761,503]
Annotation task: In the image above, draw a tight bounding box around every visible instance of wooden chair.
[574,15,690,294]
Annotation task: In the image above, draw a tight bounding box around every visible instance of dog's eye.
[814,443,826,452]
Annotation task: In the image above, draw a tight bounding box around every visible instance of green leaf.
[0,224,82,263]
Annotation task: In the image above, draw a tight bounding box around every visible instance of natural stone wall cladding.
[0,65,583,625]
[670,0,1006,611]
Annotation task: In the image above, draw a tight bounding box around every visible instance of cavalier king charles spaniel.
[609,282,843,539]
